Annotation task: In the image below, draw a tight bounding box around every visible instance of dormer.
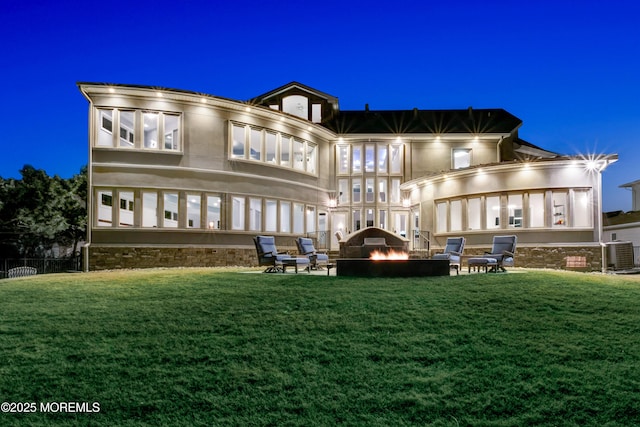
[249,82,339,123]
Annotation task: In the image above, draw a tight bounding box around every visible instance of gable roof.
[250,81,339,105]
[320,108,522,135]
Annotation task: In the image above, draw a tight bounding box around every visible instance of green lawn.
[1,268,639,426]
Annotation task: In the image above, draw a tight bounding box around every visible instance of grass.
[1,268,640,426]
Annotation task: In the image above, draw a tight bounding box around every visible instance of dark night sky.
[2,0,639,211]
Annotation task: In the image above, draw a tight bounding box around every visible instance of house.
[78,81,617,271]
[602,179,640,265]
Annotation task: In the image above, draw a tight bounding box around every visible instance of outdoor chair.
[483,235,517,272]
[432,237,465,275]
[296,237,329,270]
[253,235,290,273]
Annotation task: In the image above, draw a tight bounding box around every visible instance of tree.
[0,165,87,257]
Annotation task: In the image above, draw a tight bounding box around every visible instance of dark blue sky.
[2,0,638,212]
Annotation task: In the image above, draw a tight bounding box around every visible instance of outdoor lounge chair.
[483,235,517,272]
[253,235,290,273]
[432,237,465,275]
[296,237,329,270]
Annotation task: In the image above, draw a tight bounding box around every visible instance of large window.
[119,111,135,147]
[574,190,592,227]
[390,145,402,174]
[143,112,159,149]
[337,146,349,174]
[207,196,221,229]
[230,123,316,174]
[280,201,291,233]
[249,198,262,231]
[163,193,179,228]
[164,114,180,150]
[142,192,158,228]
[453,148,471,169]
[467,197,481,230]
[265,200,278,232]
[119,191,134,227]
[293,203,304,234]
[352,179,361,203]
[187,194,201,228]
[434,189,594,234]
[450,200,462,231]
[486,196,501,229]
[507,194,523,228]
[232,197,245,230]
[98,110,114,147]
[529,193,545,228]
[365,145,375,172]
[97,190,113,226]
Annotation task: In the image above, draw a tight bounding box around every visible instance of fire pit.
[336,228,450,277]
[336,258,450,277]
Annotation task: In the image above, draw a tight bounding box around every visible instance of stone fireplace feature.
[339,227,409,258]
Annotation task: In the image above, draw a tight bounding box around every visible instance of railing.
[413,230,430,251]
[0,256,82,277]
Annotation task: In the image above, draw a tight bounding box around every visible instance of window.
[266,132,277,163]
[306,206,316,233]
[187,194,201,228]
[97,190,113,226]
[119,111,135,147]
[164,114,180,151]
[486,196,500,229]
[306,143,317,174]
[142,192,158,228]
[366,209,374,227]
[293,139,305,171]
[436,202,447,233]
[453,148,471,169]
[378,145,388,173]
[467,197,481,230]
[265,200,278,232]
[337,146,349,174]
[450,200,462,231]
[508,194,523,228]
[98,109,114,147]
[352,179,361,203]
[293,203,304,234]
[143,112,159,149]
[378,179,387,203]
[574,190,592,227]
[365,145,375,172]
[365,178,374,203]
[249,198,262,231]
[311,104,322,123]
[552,192,567,227]
[232,124,246,158]
[163,193,178,228]
[338,179,349,204]
[232,196,245,230]
[390,179,401,203]
[119,191,134,227]
[529,193,545,228]
[280,135,291,166]
[390,145,402,174]
[280,201,291,233]
[250,128,261,161]
[352,146,362,173]
[353,209,361,231]
[379,210,387,229]
[207,196,221,229]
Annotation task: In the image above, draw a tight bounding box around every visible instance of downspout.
[496,136,504,162]
[78,85,93,272]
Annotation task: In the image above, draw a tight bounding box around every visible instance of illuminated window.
[453,148,471,169]
[337,145,349,174]
[529,193,545,228]
[97,190,113,226]
[467,197,481,230]
[119,191,134,227]
[187,194,201,228]
[163,193,178,228]
[142,192,158,228]
[249,198,262,231]
[98,110,114,147]
[232,196,245,230]
[486,196,500,229]
[574,190,592,227]
[143,112,159,149]
[450,200,462,231]
[119,111,135,147]
[508,194,523,228]
[207,196,221,230]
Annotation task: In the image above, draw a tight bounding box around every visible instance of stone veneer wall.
[88,246,258,271]
[428,245,603,271]
[88,245,603,271]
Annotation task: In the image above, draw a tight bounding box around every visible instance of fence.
[0,256,82,276]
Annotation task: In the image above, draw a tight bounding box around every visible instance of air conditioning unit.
[606,241,635,270]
